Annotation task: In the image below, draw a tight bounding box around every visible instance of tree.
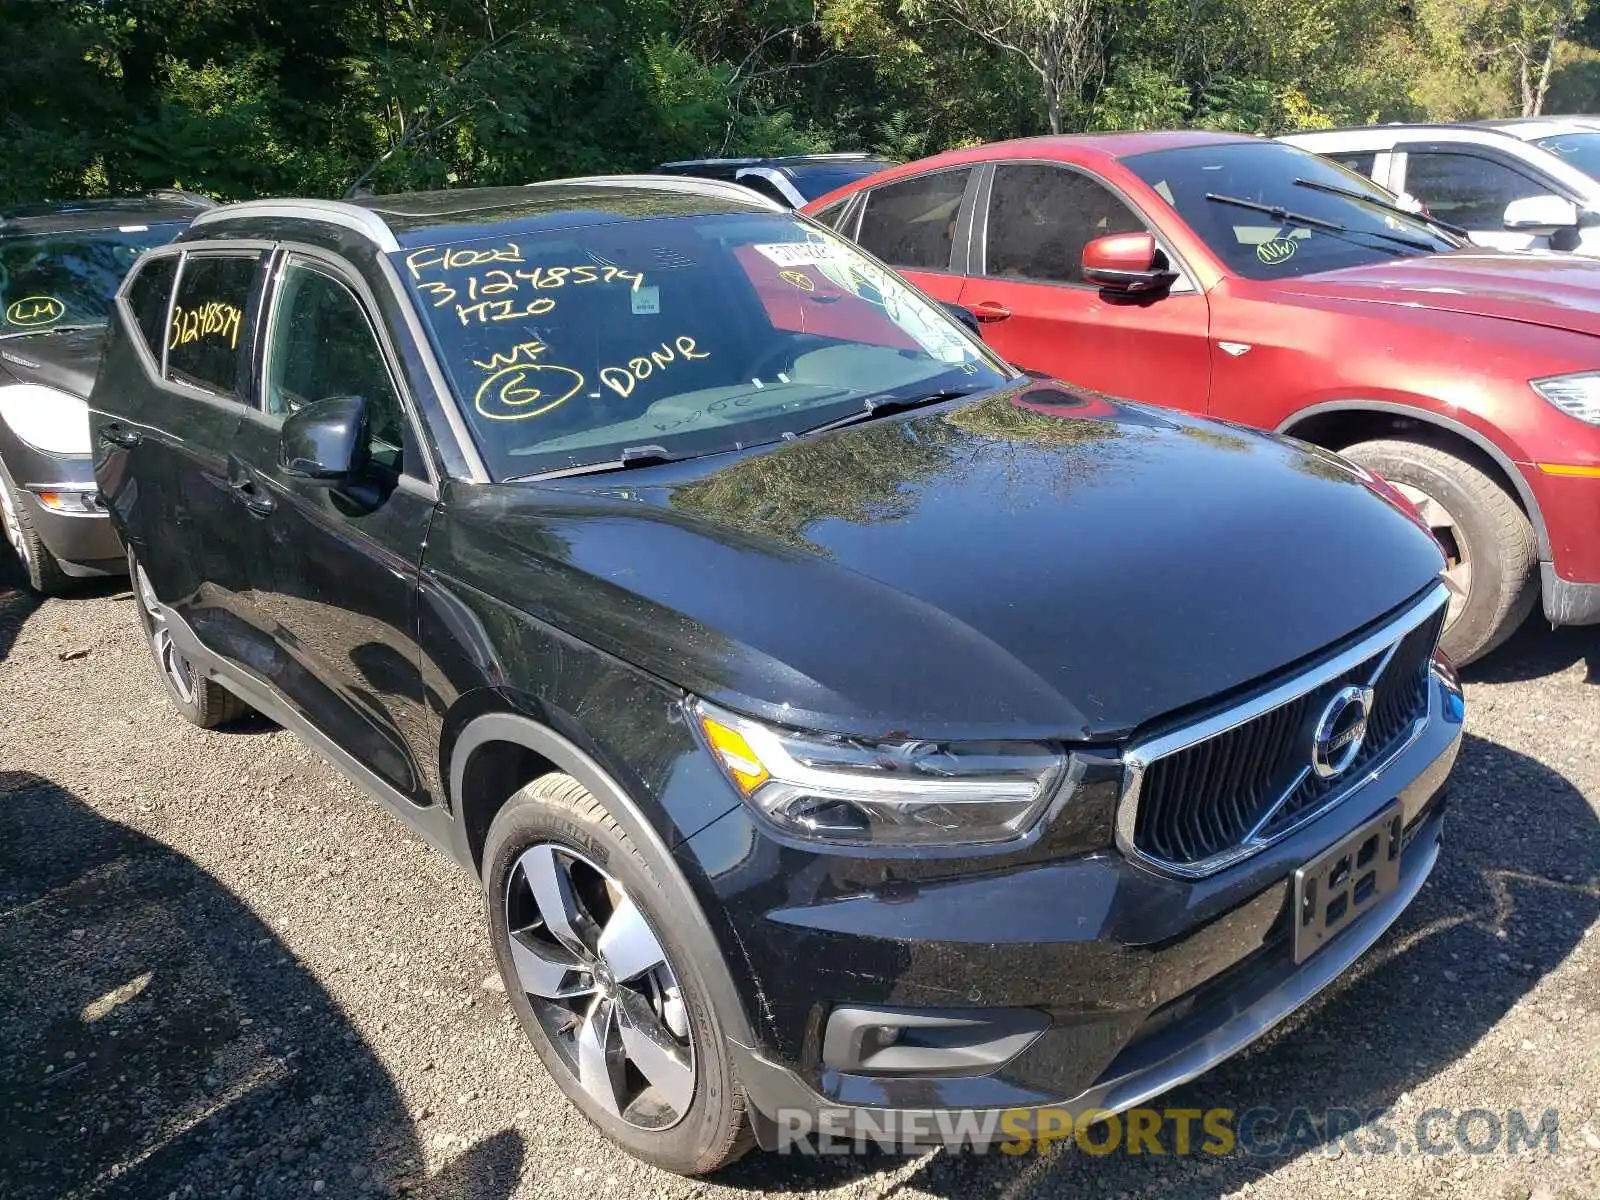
[1509,0,1590,113]
[900,0,1111,132]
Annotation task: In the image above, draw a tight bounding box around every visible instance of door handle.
[229,472,276,516]
[971,301,1012,323]
[98,423,142,449]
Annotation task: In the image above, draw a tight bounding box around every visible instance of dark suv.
[0,192,211,590]
[656,153,897,207]
[90,177,1462,1174]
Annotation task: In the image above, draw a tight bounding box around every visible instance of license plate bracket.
[1292,804,1403,964]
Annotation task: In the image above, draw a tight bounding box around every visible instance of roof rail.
[145,188,218,209]
[525,173,785,212]
[191,198,400,250]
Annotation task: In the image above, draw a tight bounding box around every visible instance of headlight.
[29,487,99,513]
[1531,372,1600,425]
[695,702,1068,847]
[0,383,92,455]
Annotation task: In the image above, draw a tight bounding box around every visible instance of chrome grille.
[1118,585,1449,878]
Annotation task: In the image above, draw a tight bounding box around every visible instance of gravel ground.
[0,560,1595,1200]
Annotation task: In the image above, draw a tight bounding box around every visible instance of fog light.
[822,1005,1048,1076]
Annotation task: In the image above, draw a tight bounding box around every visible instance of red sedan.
[803,131,1600,664]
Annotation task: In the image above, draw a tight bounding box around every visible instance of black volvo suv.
[89,178,1463,1174]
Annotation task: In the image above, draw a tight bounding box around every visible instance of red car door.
[848,166,978,308]
[955,162,1213,411]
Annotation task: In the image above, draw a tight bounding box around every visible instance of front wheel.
[483,773,751,1174]
[0,476,69,594]
[1340,438,1538,665]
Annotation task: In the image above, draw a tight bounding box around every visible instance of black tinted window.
[0,224,183,333]
[810,200,850,231]
[856,170,971,270]
[788,161,894,201]
[985,164,1146,285]
[265,262,406,472]
[1328,152,1377,179]
[1402,152,1547,228]
[167,254,258,396]
[124,255,178,365]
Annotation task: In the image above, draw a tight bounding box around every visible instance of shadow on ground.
[1465,616,1598,686]
[715,731,1599,1197]
[0,771,524,1200]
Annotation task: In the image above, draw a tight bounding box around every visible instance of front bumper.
[17,490,123,575]
[681,670,1462,1143]
[1,443,123,575]
[1523,464,1600,625]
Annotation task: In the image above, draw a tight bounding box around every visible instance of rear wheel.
[1341,438,1538,664]
[483,773,750,1174]
[0,477,69,595]
[130,551,250,728]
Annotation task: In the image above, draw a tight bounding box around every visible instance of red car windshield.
[1123,142,1457,281]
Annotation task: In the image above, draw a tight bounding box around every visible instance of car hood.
[1280,251,1600,338]
[0,327,107,398]
[446,384,1444,742]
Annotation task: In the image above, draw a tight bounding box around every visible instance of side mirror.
[941,301,983,338]
[1082,232,1178,294]
[1503,194,1581,235]
[280,395,369,482]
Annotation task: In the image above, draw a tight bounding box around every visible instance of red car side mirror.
[1082,232,1178,294]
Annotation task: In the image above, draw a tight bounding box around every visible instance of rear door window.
[1327,152,1377,179]
[984,164,1147,286]
[855,169,973,271]
[167,254,261,398]
[123,255,179,369]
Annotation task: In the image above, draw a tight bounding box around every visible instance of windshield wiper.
[790,387,984,439]
[1292,177,1468,240]
[1205,191,1437,254]
[505,444,683,482]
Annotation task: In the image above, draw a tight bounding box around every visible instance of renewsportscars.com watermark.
[774,1105,1563,1157]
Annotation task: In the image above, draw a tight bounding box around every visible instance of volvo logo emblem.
[1312,685,1374,779]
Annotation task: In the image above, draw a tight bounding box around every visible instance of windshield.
[1123,142,1458,280]
[0,223,186,334]
[788,162,896,202]
[396,212,1009,479]
[1534,132,1600,180]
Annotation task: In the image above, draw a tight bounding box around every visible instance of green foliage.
[1,0,1596,206]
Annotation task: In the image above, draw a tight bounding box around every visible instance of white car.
[1281,120,1600,254]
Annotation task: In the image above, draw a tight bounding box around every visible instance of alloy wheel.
[504,843,695,1129]
[134,565,197,704]
[0,484,28,567]
[1394,481,1471,626]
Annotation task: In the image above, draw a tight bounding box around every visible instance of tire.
[1341,438,1538,665]
[0,476,70,595]
[483,773,751,1174]
[129,550,250,728]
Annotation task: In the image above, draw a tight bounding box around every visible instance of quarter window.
[985,164,1147,286]
[1327,152,1378,179]
[167,254,259,397]
[265,262,408,473]
[855,169,972,271]
[124,255,178,368]
[1401,152,1548,229]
